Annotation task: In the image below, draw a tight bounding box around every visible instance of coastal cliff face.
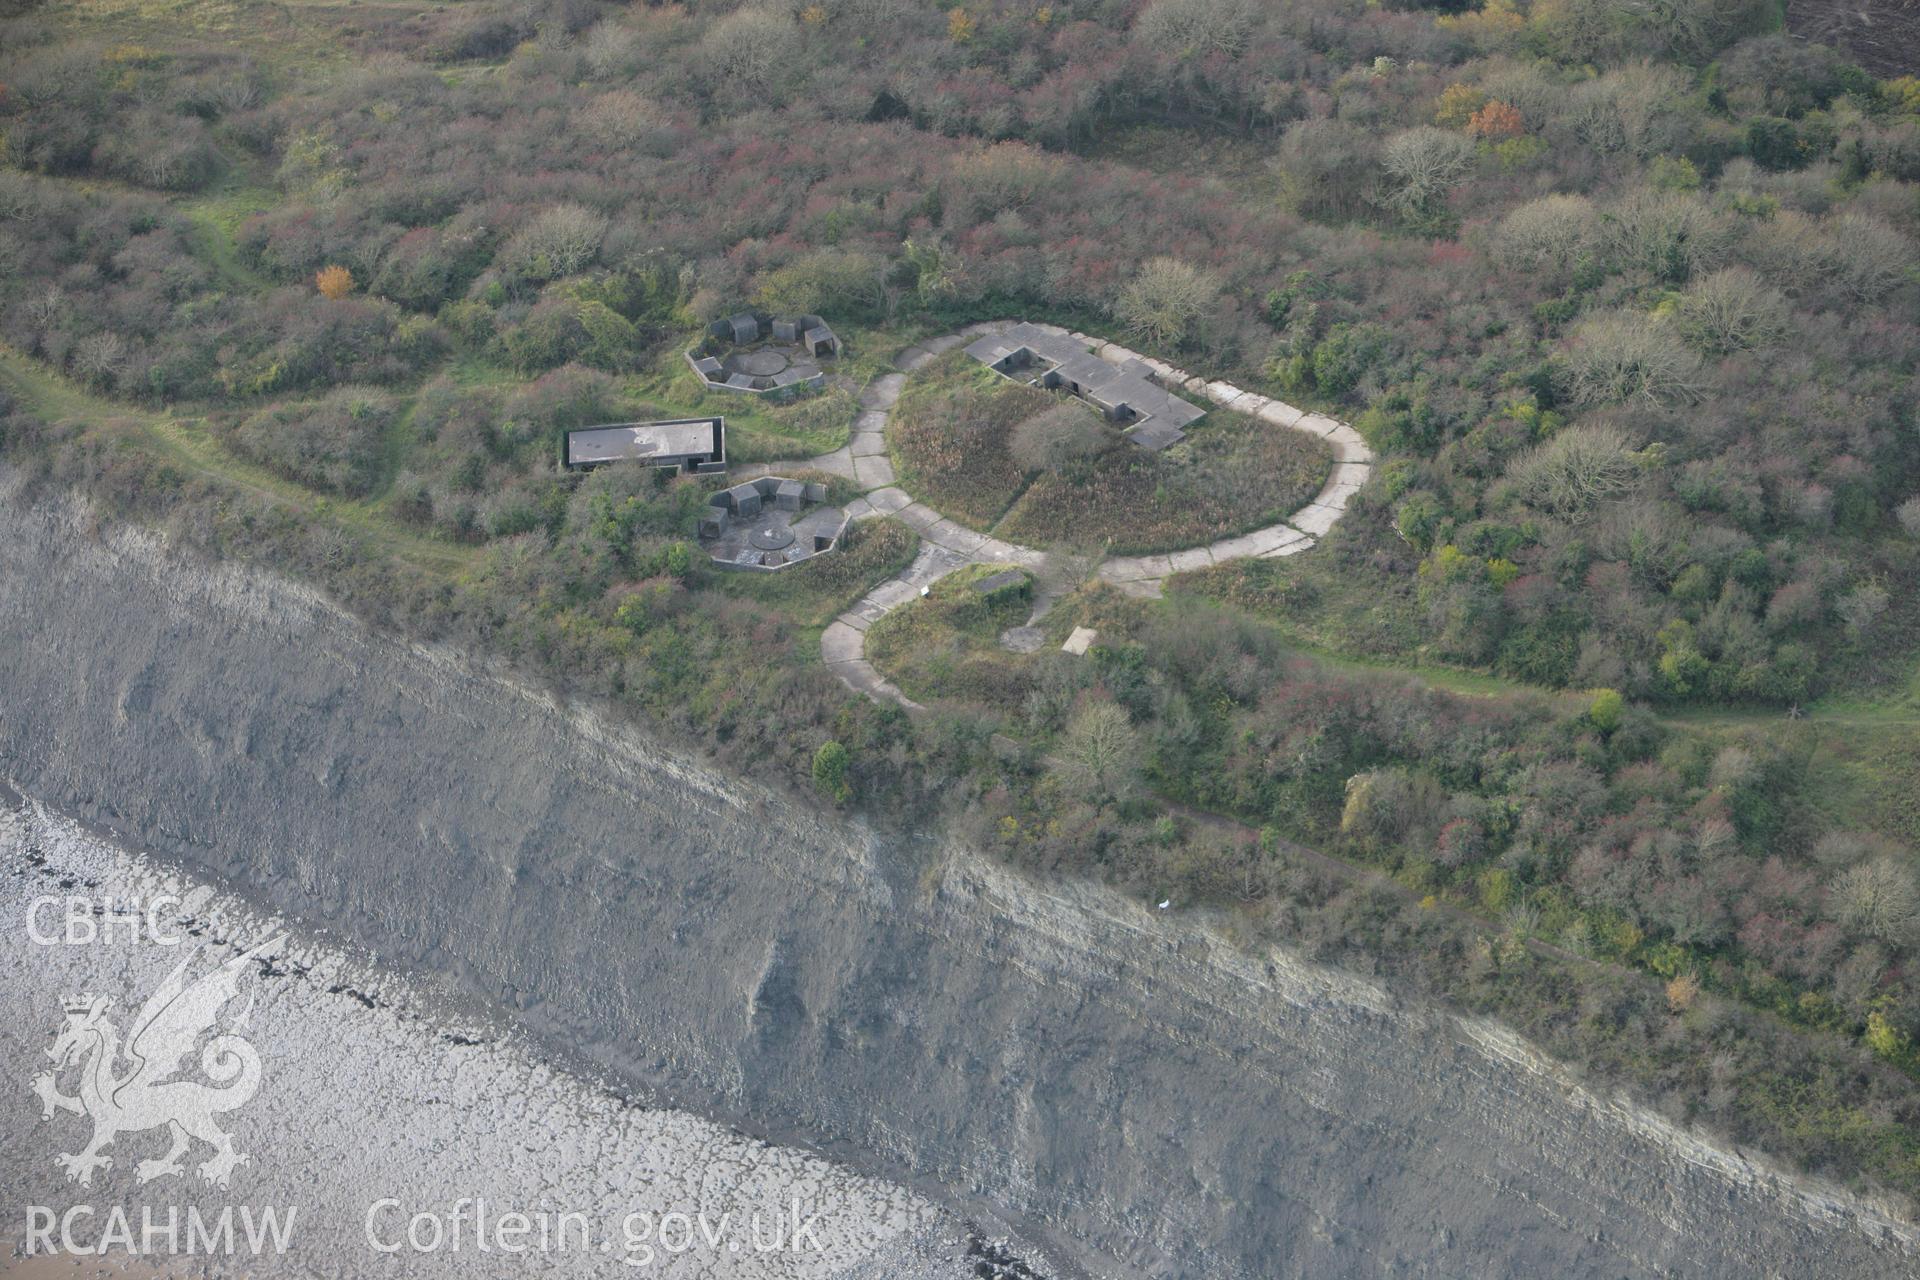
[1,472,1914,1280]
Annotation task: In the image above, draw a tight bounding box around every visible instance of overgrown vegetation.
[876,584,1920,1198]
[865,563,1039,707]
[3,0,1920,1213]
[891,351,1331,553]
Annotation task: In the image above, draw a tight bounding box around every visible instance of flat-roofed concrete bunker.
[563,417,727,474]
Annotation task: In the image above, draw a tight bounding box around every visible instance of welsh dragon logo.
[31,936,282,1188]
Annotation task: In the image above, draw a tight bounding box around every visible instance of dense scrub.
[4,0,1914,703]
[10,372,1920,1203]
[938,593,1920,1194]
[224,386,397,496]
[4,0,1920,1211]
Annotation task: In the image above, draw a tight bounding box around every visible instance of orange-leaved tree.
[315,265,354,299]
[1468,100,1525,140]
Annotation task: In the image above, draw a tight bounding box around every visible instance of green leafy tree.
[812,741,852,805]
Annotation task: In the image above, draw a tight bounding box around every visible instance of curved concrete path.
[741,321,1372,709]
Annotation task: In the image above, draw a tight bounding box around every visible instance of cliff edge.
[1,472,1913,1279]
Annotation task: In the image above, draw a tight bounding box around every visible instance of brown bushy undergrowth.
[892,353,1331,554]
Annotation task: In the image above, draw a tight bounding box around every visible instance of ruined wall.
[1,472,1914,1279]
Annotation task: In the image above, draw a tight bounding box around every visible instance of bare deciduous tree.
[0,171,36,222]
[1741,209,1828,294]
[1564,62,1691,157]
[1744,210,1913,303]
[28,284,66,327]
[1830,857,1920,947]
[1379,126,1475,214]
[1113,257,1221,348]
[700,7,793,92]
[1563,311,1705,405]
[1134,0,1259,57]
[211,67,263,115]
[1505,422,1642,518]
[1828,213,1915,303]
[582,22,639,78]
[1052,702,1139,801]
[1496,194,1599,273]
[579,90,666,147]
[1475,60,1564,126]
[832,0,908,22]
[73,331,127,386]
[1836,582,1891,636]
[948,142,1059,219]
[500,204,608,281]
[1813,832,1872,867]
[1674,266,1789,355]
[1709,744,1759,790]
[1603,189,1730,282]
[1273,118,1380,220]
